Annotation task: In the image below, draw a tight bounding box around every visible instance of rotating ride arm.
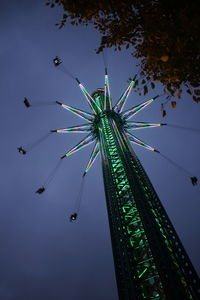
[56,101,94,121]
[76,78,102,115]
[51,124,91,133]
[122,95,159,120]
[113,75,137,113]
[104,68,112,111]
[83,141,100,176]
[126,131,159,152]
[125,121,166,130]
[61,134,95,159]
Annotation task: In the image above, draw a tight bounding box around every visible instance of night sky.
[0,1,199,299]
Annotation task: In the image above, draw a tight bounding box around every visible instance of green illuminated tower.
[52,70,200,299]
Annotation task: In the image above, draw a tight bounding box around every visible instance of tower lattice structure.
[48,71,200,299]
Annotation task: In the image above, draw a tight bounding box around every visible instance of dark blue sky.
[0,1,199,299]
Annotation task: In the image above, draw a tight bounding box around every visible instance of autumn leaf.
[126,44,129,49]
[192,96,200,103]
[160,56,169,62]
[176,91,182,98]
[150,82,155,89]
[142,79,146,84]
[48,0,200,106]
[194,89,200,96]
[143,85,148,95]
[171,101,176,108]
[134,80,138,86]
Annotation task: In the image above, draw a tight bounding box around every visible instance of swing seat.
[18,147,26,155]
[70,213,78,221]
[190,176,198,186]
[36,187,45,194]
[53,57,62,66]
[24,98,31,108]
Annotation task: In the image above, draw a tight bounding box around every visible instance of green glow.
[54,78,197,300]
[98,115,164,298]
[138,268,148,278]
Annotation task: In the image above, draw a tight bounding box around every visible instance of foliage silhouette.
[45,0,200,115]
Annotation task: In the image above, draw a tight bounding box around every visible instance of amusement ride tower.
[23,67,200,299]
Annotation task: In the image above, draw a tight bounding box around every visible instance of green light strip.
[138,267,148,278]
